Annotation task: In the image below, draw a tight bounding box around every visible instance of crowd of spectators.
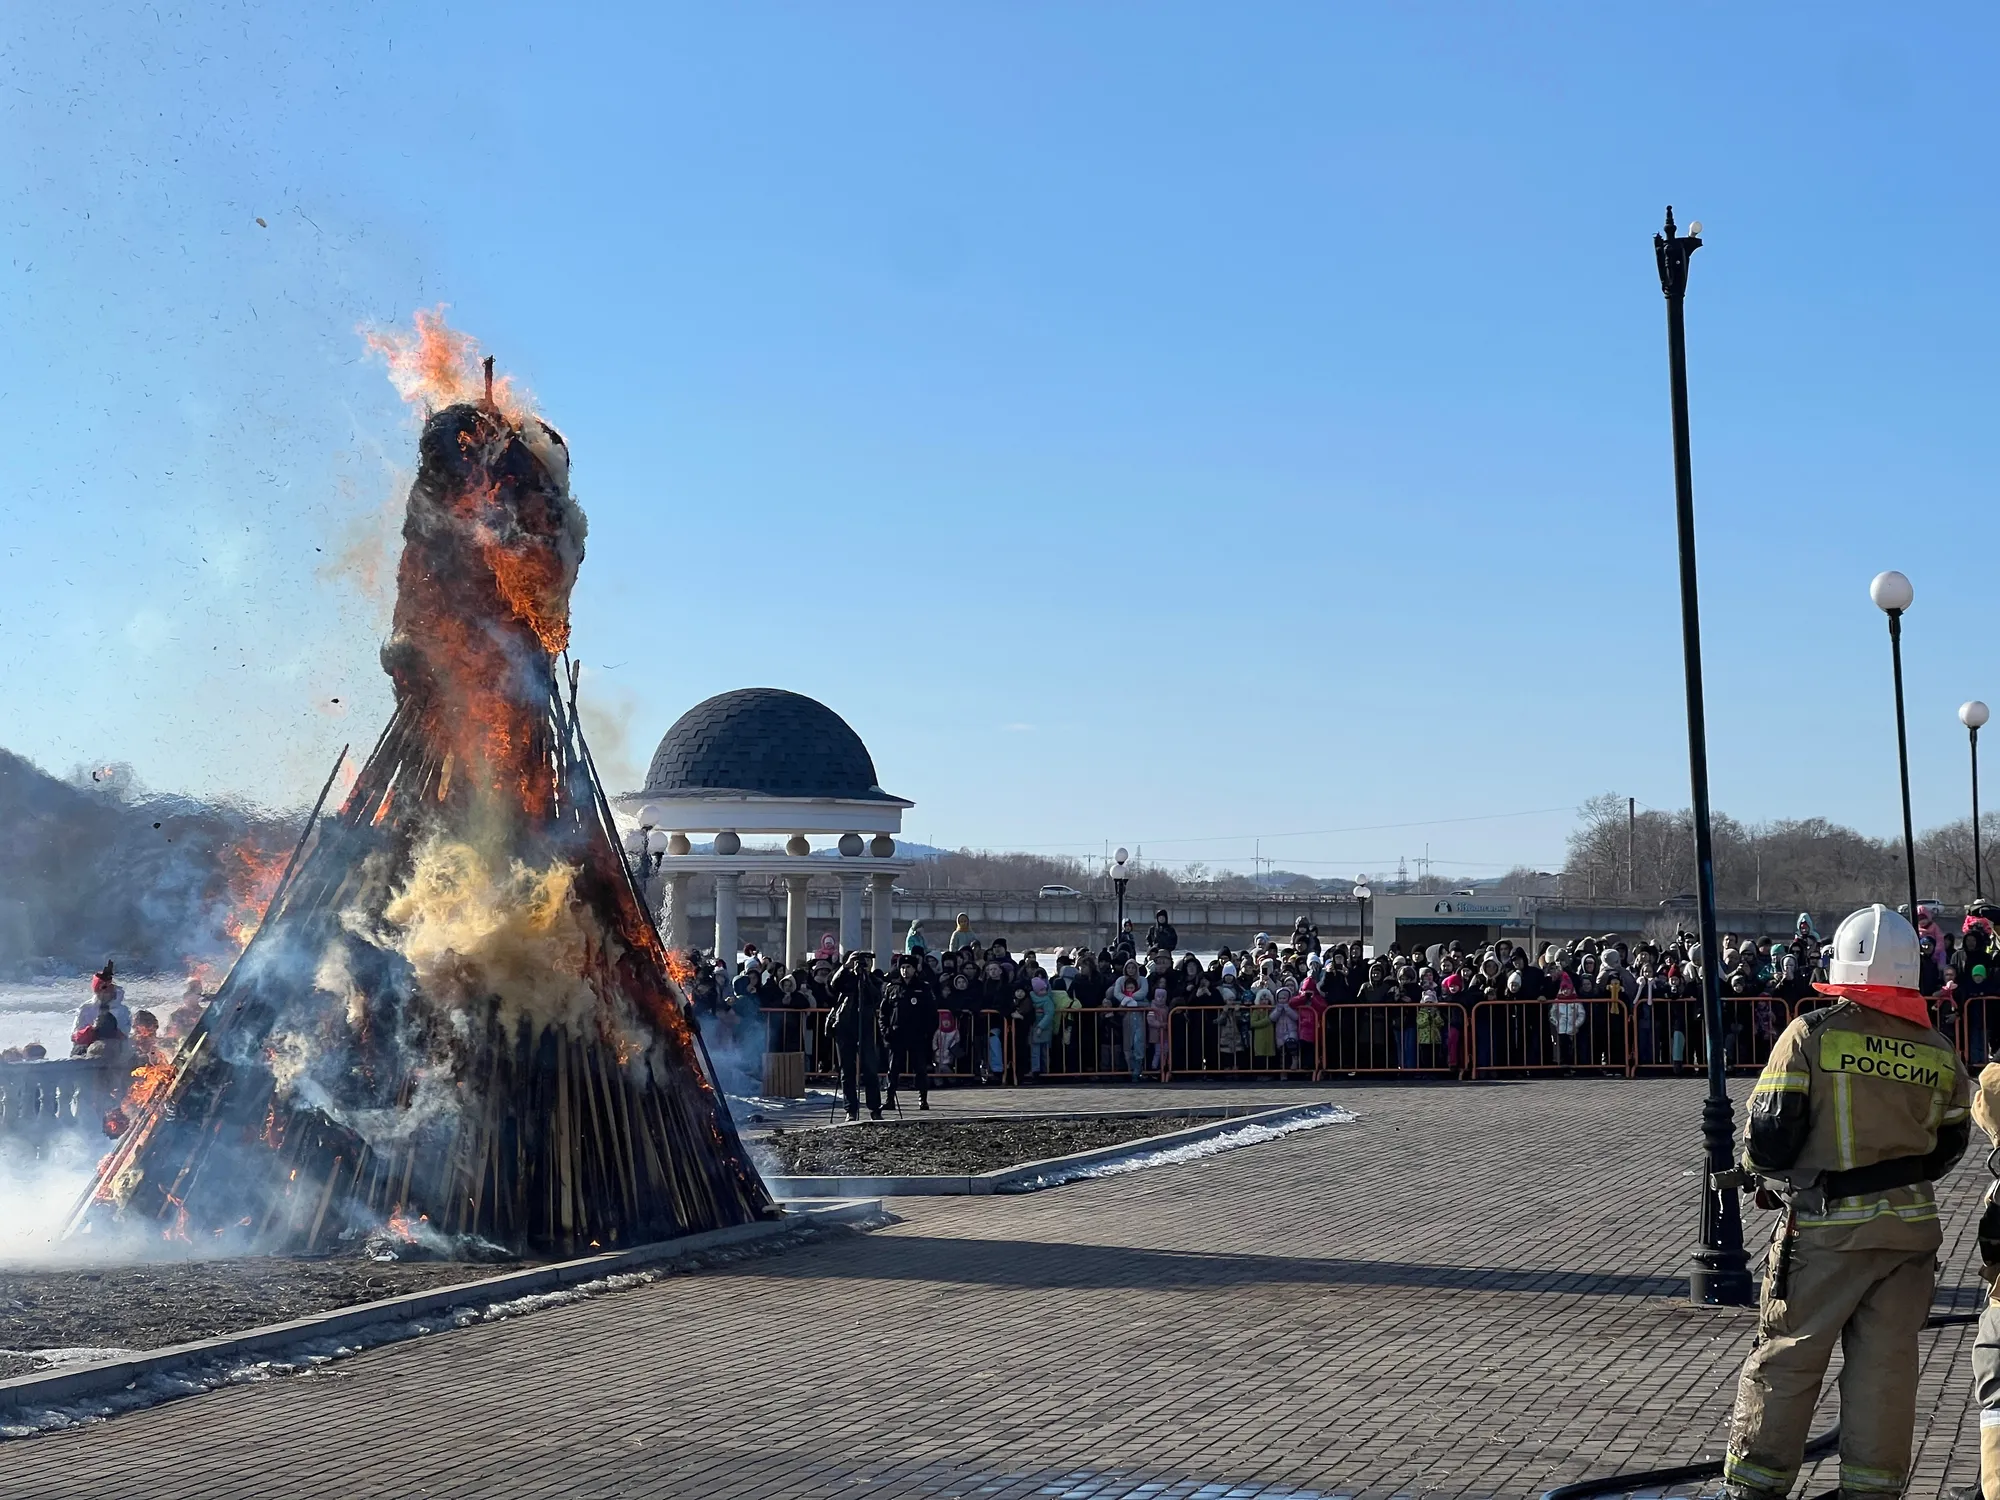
[677,895,2000,1107]
[17,898,1997,1096]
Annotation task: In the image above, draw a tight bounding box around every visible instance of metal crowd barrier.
[1160,1003,1314,1082]
[1626,996,1788,1077]
[1041,1006,1145,1081]
[765,1006,1016,1086]
[737,992,1843,1094]
[1311,1002,1468,1078]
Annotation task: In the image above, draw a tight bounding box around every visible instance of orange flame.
[386,1211,430,1242]
[481,537,572,656]
[365,307,534,424]
[123,1061,174,1116]
[220,839,288,949]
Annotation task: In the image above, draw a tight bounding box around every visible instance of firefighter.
[1724,903,1973,1500]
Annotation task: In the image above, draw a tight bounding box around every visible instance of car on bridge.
[1038,884,1084,899]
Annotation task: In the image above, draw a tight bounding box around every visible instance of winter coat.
[1294,980,1325,1044]
[1271,994,1300,1047]
[1248,991,1277,1059]
[826,968,884,1057]
[884,976,941,1043]
[1031,988,1056,1044]
[1146,921,1179,953]
[1052,984,1079,1039]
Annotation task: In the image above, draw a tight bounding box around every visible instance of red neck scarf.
[1812,982,1934,1029]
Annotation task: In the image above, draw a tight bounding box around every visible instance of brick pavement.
[0,1078,1989,1499]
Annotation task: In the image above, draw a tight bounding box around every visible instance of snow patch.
[1002,1105,1354,1192]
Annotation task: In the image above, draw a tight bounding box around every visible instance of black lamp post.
[1871,571,1919,916]
[1964,700,1990,900]
[1352,880,1372,958]
[1654,206,1752,1307]
[1112,846,1131,942]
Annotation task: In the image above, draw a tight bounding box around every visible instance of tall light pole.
[1112,846,1131,942]
[1352,881,1372,958]
[1963,700,1990,900]
[1654,206,1751,1307]
[1871,571,1919,916]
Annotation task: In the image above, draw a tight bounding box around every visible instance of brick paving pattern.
[1,1078,1988,1498]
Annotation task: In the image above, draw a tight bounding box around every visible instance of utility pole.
[1627,797,1636,894]
[1655,206,1751,1307]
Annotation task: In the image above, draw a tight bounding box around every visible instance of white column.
[663,871,691,951]
[870,873,896,967]
[714,871,741,968]
[838,874,865,957]
[785,874,812,967]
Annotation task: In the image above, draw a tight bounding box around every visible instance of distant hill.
[0,749,293,978]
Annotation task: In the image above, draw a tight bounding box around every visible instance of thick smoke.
[64,313,772,1258]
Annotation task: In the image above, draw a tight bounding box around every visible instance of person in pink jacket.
[1294,973,1327,1074]
[1146,986,1171,1074]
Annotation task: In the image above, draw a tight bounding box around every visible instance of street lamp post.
[1654,206,1751,1307]
[1112,847,1131,942]
[1963,700,1990,900]
[1872,571,1919,916]
[1352,881,1372,958]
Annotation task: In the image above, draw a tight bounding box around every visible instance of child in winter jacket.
[1114,975,1148,1081]
[1146,987,1170,1073]
[1029,977,1056,1077]
[1217,989,1245,1068]
[933,1008,959,1073]
[1271,986,1301,1071]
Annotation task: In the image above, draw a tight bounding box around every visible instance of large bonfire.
[69,313,773,1256]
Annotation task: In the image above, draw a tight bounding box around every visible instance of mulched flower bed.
[758,1115,1206,1178]
[0,1255,511,1377]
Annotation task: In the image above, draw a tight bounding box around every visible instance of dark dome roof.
[642,689,899,802]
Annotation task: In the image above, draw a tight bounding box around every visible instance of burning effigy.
[67,314,774,1257]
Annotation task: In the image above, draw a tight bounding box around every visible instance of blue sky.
[3,3,1996,880]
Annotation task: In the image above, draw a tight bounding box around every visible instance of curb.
[761,1101,1340,1197]
[0,1198,879,1418]
[764,1100,1313,1133]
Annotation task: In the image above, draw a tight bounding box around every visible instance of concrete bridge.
[643,881,1830,963]
[643,883,1365,958]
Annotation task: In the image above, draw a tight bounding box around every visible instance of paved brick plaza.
[1,1079,1988,1498]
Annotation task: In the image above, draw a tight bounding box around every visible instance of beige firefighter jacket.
[1743,999,1971,1251]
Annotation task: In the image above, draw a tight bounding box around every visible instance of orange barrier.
[1038,1006,1148,1081]
[1627,996,1788,1076]
[746,994,1802,1092]
[1310,1002,1469,1078]
[1468,1000,1631,1078]
[764,1006,1015,1086]
[1159,1003,1321,1082]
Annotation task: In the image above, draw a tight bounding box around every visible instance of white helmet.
[1824,904,1919,994]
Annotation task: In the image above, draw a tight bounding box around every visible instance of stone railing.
[0,1056,120,1137]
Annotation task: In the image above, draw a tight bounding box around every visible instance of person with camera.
[827,949,886,1121]
[1722,905,1972,1500]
